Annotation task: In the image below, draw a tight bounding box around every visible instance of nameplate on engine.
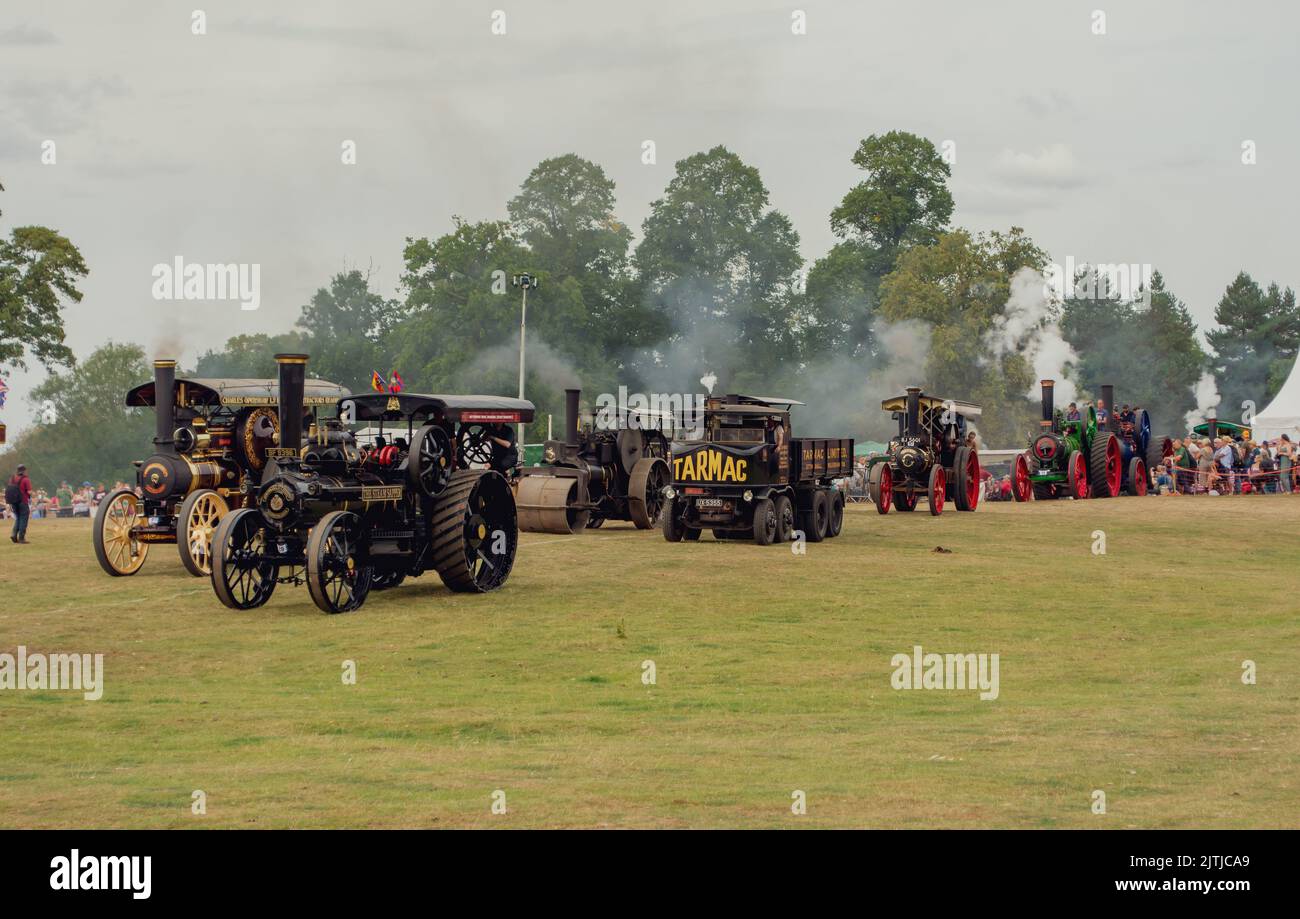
[362,485,404,502]
[265,447,299,459]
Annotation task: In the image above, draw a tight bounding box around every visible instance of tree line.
[2,135,1297,488]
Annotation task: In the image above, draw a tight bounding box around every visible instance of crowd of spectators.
[1160,433,1294,495]
[0,479,131,520]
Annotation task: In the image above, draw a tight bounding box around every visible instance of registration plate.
[695,498,724,508]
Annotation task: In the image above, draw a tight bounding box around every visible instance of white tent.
[1252,355,1300,441]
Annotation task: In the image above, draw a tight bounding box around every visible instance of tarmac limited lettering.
[674,450,747,482]
[0,646,103,700]
[891,645,999,700]
[50,850,151,899]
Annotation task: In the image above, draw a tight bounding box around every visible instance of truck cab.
[661,395,852,545]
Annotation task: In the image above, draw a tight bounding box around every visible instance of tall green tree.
[633,145,802,390]
[0,342,151,490]
[0,180,89,371]
[194,332,309,378]
[507,155,656,385]
[1206,272,1299,413]
[296,269,402,393]
[1062,269,1206,427]
[800,132,954,362]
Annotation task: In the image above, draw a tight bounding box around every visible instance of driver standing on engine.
[486,423,520,476]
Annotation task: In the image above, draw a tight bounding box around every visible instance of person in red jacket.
[6,463,32,543]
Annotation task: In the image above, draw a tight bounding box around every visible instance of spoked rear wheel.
[211,508,279,610]
[307,510,373,613]
[431,469,517,592]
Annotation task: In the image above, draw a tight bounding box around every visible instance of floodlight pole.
[512,273,538,447]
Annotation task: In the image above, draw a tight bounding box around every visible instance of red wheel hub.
[1106,437,1121,496]
[966,450,980,509]
[1013,454,1031,502]
[877,464,893,514]
[1073,453,1089,499]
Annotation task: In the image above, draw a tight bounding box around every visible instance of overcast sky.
[1,0,1296,435]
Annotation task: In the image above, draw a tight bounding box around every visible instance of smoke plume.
[984,266,1081,406]
[1183,370,1221,430]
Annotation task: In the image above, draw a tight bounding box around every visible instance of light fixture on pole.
[511,272,538,447]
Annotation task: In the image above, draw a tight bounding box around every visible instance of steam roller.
[516,388,671,534]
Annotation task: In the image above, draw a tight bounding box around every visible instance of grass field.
[2,496,1298,828]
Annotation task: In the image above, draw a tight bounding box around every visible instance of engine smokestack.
[565,388,580,447]
[905,387,921,436]
[1100,384,1115,432]
[153,359,177,455]
[1208,417,1218,442]
[276,353,308,457]
[1040,380,1055,425]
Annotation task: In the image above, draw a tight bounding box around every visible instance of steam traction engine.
[93,359,348,577]
[515,388,671,533]
[660,394,852,545]
[1013,380,1121,501]
[210,354,533,613]
[867,388,981,515]
[1099,383,1172,496]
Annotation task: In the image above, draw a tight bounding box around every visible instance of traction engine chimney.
[1040,380,1055,426]
[564,388,580,447]
[275,353,308,457]
[905,386,921,436]
[154,359,177,456]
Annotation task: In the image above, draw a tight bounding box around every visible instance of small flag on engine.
[389,371,404,393]
[370,370,387,393]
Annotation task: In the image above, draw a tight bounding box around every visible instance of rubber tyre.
[825,490,845,537]
[662,497,687,542]
[800,490,829,542]
[773,493,794,543]
[752,498,777,545]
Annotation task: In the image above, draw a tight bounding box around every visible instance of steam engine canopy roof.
[126,377,350,408]
[881,392,982,418]
[345,392,536,424]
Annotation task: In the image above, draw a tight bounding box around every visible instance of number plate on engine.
[695,497,724,508]
[362,485,403,502]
